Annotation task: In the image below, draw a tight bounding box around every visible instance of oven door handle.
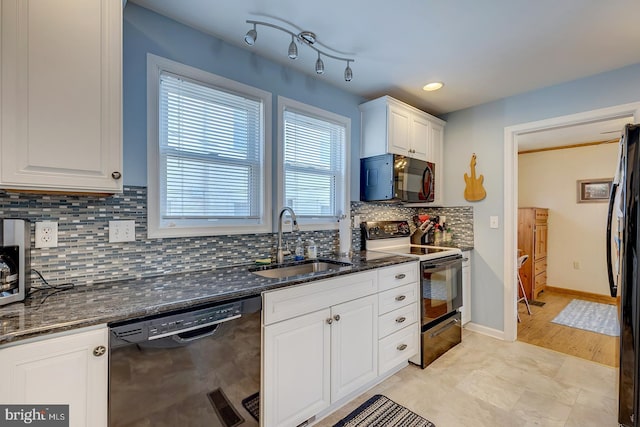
[423,257,462,270]
[429,317,460,338]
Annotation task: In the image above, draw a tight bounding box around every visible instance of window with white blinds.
[279,97,350,227]
[147,55,271,237]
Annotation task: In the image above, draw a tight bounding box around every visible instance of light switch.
[489,216,499,229]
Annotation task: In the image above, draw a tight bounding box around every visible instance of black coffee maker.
[0,219,30,306]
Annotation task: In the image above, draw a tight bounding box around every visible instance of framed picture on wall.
[577,178,613,203]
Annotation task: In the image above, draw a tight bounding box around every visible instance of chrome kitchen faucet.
[277,207,299,263]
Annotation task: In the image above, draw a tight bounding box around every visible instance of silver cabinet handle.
[395,273,406,280]
[333,314,341,322]
[93,346,106,357]
[396,344,408,351]
[326,318,333,324]
[395,316,406,323]
[111,171,122,180]
[395,295,406,301]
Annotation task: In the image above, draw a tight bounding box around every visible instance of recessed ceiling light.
[423,82,444,91]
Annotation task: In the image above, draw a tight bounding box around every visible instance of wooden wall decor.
[464,153,487,202]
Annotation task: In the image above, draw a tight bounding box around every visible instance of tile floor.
[317,330,618,427]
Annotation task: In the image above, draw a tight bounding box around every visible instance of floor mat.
[551,299,619,336]
[529,300,546,307]
[333,394,435,427]
[241,392,259,422]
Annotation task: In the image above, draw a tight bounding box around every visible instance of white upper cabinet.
[359,96,445,164]
[0,0,122,193]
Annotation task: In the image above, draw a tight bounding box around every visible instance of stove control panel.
[362,220,411,240]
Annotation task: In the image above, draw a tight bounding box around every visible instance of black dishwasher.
[109,295,261,427]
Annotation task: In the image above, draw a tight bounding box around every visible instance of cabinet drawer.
[378,263,418,292]
[534,259,546,275]
[263,271,377,325]
[379,303,418,339]
[534,271,546,288]
[378,282,418,315]
[378,324,419,375]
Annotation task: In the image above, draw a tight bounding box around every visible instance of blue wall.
[122,3,364,199]
[442,62,640,332]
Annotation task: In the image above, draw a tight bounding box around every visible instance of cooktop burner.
[405,246,451,256]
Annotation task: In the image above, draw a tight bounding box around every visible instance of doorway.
[502,102,640,345]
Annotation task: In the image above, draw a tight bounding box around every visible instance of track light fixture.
[243,19,355,82]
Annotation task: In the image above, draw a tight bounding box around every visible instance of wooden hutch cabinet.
[518,208,548,300]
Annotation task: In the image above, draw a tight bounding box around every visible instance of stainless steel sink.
[250,259,352,279]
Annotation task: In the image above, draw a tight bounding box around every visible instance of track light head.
[344,61,353,82]
[244,24,257,46]
[288,36,298,59]
[315,53,324,74]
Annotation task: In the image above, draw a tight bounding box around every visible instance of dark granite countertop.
[0,252,415,346]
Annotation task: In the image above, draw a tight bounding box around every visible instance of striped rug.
[333,395,435,427]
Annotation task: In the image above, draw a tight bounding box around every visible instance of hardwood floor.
[517,290,619,367]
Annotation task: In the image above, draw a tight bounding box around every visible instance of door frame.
[502,102,640,342]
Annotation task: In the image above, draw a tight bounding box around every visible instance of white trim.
[463,322,505,341]
[146,53,272,238]
[503,102,640,342]
[276,95,351,231]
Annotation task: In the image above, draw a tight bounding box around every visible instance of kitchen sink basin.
[250,259,352,279]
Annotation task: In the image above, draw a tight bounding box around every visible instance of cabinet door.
[0,328,108,427]
[0,0,122,193]
[387,104,411,156]
[330,295,378,402]
[409,114,429,161]
[262,309,331,427]
[534,225,548,259]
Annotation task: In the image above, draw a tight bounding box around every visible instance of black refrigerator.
[608,123,640,427]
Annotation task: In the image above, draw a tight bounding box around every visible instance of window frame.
[147,54,272,238]
[277,96,350,231]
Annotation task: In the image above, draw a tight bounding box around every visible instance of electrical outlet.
[573,261,580,270]
[353,215,361,228]
[109,220,136,243]
[35,221,58,248]
[489,216,499,229]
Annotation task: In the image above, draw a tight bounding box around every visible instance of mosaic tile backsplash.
[0,187,473,287]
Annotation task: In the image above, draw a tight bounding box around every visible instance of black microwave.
[360,154,435,203]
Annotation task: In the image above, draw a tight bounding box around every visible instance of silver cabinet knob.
[326,318,333,324]
[111,171,122,180]
[396,344,408,351]
[395,316,406,323]
[395,273,406,280]
[395,295,406,301]
[93,345,106,357]
[333,314,341,322]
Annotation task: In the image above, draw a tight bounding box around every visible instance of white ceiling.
[128,0,640,115]
[517,116,632,152]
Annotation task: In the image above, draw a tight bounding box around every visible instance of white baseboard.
[463,322,506,341]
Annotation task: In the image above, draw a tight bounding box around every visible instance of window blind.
[159,72,264,221]
[283,109,346,218]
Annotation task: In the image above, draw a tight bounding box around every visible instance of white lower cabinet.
[0,327,108,427]
[262,271,378,427]
[262,264,420,427]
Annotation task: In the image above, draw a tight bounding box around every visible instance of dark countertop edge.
[0,255,417,346]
